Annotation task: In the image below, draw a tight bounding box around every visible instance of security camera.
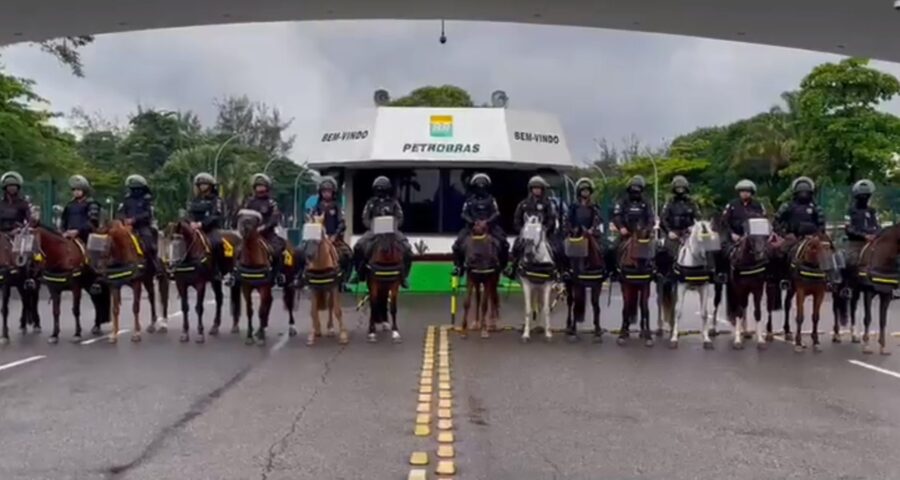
[439,34,447,44]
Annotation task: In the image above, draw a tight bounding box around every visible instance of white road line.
[80,330,130,345]
[270,333,290,353]
[0,355,46,373]
[166,299,218,318]
[848,360,900,381]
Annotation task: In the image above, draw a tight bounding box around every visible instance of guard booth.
[306,106,577,292]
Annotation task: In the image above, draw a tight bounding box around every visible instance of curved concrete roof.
[3,0,900,61]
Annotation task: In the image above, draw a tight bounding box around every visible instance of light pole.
[648,154,659,217]
[292,163,316,228]
[212,134,241,181]
[263,157,283,175]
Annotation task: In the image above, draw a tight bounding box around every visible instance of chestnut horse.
[0,229,41,344]
[563,227,606,342]
[616,226,655,347]
[788,234,836,353]
[460,220,501,339]
[164,219,241,343]
[364,230,404,343]
[31,224,109,343]
[854,223,899,355]
[234,210,297,346]
[300,214,347,346]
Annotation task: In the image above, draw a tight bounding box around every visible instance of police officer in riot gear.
[721,179,767,249]
[117,174,163,274]
[353,176,413,288]
[186,172,226,275]
[61,175,102,242]
[611,175,655,236]
[660,175,698,256]
[564,177,604,238]
[241,173,288,286]
[451,173,508,276]
[303,176,353,285]
[774,176,825,238]
[845,179,880,266]
[507,175,559,278]
[0,171,32,233]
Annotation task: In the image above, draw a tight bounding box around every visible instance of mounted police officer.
[611,175,655,237]
[0,171,32,234]
[303,176,353,284]
[241,173,288,285]
[353,176,413,288]
[564,177,604,239]
[660,175,698,255]
[117,174,163,274]
[844,179,880,266]
[451,173,508,276]
[774,176,825,238]
[721,179,766,251]
[507,175,559,278]
[186,172,225,274]
[61,175,101,242]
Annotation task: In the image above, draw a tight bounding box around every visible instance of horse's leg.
[244,286,255,345]
[195,282,206,343]
[542,284,552,341]
[850,286,862,343]
[284,284,296,337]
[131,281,143,342]
[90,283,108,336]
[110,287,121,344]
[793,289,805,353]
[210,279,224,335]
[671,284,687,348]
[640,285,652,347]
[811,289,823,353]
[711,282,723,337]
[732,286,744,350]
[571,284,585,338]
[0,286,8,345]
[255,286,271,346]
[591,286,602,342]
[72,286,83,341]
[335,291,348,344]
[521,281,532,342]
[700,284,713,349]
[17,284,28,333]
[491,278,501,330]
[832,286,844,343]
[478,284,490,339]
[367,284,377,342]
[49,289,61,344]
[27,284,41,332]
[617,286,632,345]
[475,282,484,336]
[783,287,794,341]
[878,293,891,355]
[157,274,170,333]
[230,284,241,334]
[657,282,668,337]
[753,286,766,350]
[143,276,157,335]
[308,290,320,346]
[461,280,473,335]
[390,284,400,343]
[178,282,190,342]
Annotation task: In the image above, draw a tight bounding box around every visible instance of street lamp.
[105,197,113,221]
[263,157,284,175]
[648,154,659,218]
[292,163,315,228]
[212,134,241,181]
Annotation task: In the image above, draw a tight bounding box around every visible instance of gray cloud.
[2,20,899,163]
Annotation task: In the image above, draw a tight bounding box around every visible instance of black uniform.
[117,188,161,272]
[564,201,604,237]
[242,193,287,276]
[61,197,101,242]
[353,195,413,281]
[0,194,31,233]
[187,193,225,233]
[611,195,654,233]
[775,199,825,237]
[660,196,698,235]
[845,201,880,266]
[452,193,507,269]
[721,198,766,238]
[304,198,352,280]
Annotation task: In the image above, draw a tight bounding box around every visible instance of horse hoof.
[195,334,205,344]
[256,338,267,347]
[732,342,744,351]
[231,325,240,335]
[764,333,774,343]
[812,344,822,353]
[180,333,189,343]
[367,333,377,343]
[381,323,391,332]
[131,333,142,343]
[33,326,42,334]
[851,335,861,344]
[245,337,255,346]
[644,339,654,348]
[289,327,298,338]
[146,324,157,334]
[616,337,627,346]
[48,336,59,345]
[880,347,892,356]
[756,342,768,351]
[709,328,719,338]
[0,337,8,346]
[91,325,102,336]
[209,325,220,336]
[832,335,842,344]
[784,332,794,342]
[566,333,579,343]
[108,336,118,344]
[668,339,678,349]
[703,341,714,350]
[521,335,531,343]
[391,332,402,344]
[654,329,664,338]
[592,334,603,344]
[480,330,490,339]
[71,335,82,344]
[338,332,349,345]
[793,345,805,354]
[158,324,168,334]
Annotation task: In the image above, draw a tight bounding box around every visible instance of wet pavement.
[0,284,899,480]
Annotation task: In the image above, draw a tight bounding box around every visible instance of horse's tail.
[157,276,170,318]
[659,280,676,323]
[725,281,739,323]
[766,278,783,312]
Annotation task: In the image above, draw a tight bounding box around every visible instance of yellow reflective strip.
[108,271,134,279]
[525,272,551,278]
[872,277,899,285]
[625,274,651,280]
[307,278,335,284]
[130,235,144,256]
[471,234,486,240]
[374,270,401,276]
[470,268,496,274]
[800,271,826,278]
[222,238,234,258]
[578,274,604,280]
[739,267,766,276]
[685,276,710,281]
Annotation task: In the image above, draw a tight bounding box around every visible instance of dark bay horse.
[164,219,240,343]
[616,226,655,347]
[90,220,166,343]
[31,224,109,343]
[364,230,404,343]
[234,210,297,346]
[787,234,837,353]
[301,215,346,346]
[0,229,41,344]
[460,221,501,339]
[854,223,899,355]
[563,227,606,342]
[727,232,771,350]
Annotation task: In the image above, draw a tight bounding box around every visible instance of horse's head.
[796,233,836,270]
[237,209,262,239]
[471,220,488,237]
[11,227,37,269]
[520,215,551,264]
[302,214,336,269]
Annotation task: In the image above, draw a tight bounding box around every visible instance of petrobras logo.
[429,115,453,138]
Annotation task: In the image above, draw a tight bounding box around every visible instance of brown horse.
[90,220,163,343]
[365,231,403,343]
[164,219,240,343]
[31,224,109,343]
[234,210,297,346]
[616,226,655,347]
[564,228,606,342]
[460,221,501,339]
[727,233,771,349]
[0,229,41,344]
[855,223,899,355]
[788,234,834,353]
[300,214,347,346]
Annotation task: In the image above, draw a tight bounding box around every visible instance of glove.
[731,233,740,242]
[667,231,678,240]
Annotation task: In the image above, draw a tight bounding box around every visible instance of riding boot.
[272,252,286,287]
[452,247,465,277]
[401,251,412,289]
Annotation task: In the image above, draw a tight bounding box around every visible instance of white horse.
[517,215,556,342]
[671,220,718,349]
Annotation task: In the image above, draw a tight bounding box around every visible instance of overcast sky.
[2,20,900,163]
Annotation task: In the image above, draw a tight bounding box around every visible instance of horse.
[563,226,606,342]
[517,214,558,342]
[0,229,41,344]
[300,214,347,346]
[460,220,501,339]
[89,220,164,343]
[851,223,899,355]
[363,218,404,343]
[667,221,718,349]
[786,233,838,353]
[164,219,241,343]
[726,229,771,350]
[616,225,655,347]
[30,224,110,343]
[233,210,297,346]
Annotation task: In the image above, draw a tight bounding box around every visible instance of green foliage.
[389,85,475,107]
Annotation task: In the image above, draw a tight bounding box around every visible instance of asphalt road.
[1,284,899,480]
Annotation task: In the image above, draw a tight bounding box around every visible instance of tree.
[35,36,95,77]
[118,108,202,174]
[389,85,475,107]
[213,96,295,158]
